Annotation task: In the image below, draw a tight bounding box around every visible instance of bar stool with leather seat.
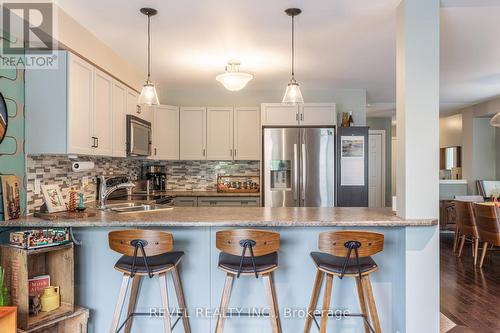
[304,231,384,333]
[108,230,191,333]
[473,203,500,268]
[214,229,281,333]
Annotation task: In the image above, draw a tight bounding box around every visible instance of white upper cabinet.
[261,103,299,126]
[93,69,113,156]
[151,105,179,160]
[25,51,134,157]
[234,107,260,160]
[180,107,207,160]
[300,103,336,126]
[126,89,141,116]
[112,80,127,157]
[67,53,94,155]
[260,103,337,126]
[207,107,233,160]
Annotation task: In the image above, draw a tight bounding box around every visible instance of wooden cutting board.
[34,210,96,221]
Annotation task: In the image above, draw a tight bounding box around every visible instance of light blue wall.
[0,63,26,220]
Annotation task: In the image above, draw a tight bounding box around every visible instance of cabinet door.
[260,103,298,126]
[112,80,127,157]
[173,197,198,207]
[126,89,141,116]
[207,107,233,160]
[234,107,260,160]
[180,107,206,160]
[152,105,179,160]
[300,103,337,126]
[93,69,113,156]
[67,54,94,154]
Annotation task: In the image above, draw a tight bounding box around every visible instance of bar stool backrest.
[216,229,280,257]
[109,229,173,257]
[319,231,384,258]
[454,200,478,237]
[473,203,500,246]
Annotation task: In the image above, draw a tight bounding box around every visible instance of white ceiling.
[55,0,500,116]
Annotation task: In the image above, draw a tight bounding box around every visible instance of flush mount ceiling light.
[216,60,253,91]
[282,8,304,104]
[491,112,500,127]
[138,7,160,106]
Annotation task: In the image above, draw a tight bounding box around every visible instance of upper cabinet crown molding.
[260,102,336,126]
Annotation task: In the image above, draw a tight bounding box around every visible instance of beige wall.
[439,114,462,148]
[54,7,143,90]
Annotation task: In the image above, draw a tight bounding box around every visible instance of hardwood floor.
[440,232,500,333]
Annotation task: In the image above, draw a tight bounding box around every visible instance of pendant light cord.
[147,14,151,81]
[291,14,295,78]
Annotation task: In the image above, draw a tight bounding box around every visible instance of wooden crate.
[17,306,89,333]
[0,244,74,330]
[0,307,17,333]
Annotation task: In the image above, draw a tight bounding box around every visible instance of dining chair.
[473,203,500,268]
[453,195,484,254]
[454,200,481,264]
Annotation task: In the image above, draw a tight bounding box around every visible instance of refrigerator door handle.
[302,143,306,205]
[293,143,298,201]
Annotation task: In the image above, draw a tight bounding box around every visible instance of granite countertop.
[2,207,437,228]
[162,190,260,197]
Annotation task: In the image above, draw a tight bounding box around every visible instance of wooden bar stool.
[108,230,191,333]
[214,229,281,333]
[473,203,500,268]
[304,231,384,333]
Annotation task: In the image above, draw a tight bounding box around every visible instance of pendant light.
[491,112,500,127]
[138,8,160,106]
[216,60,253,91]
[282,8,304,104]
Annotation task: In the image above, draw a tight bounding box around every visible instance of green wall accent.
[0,60,26,220]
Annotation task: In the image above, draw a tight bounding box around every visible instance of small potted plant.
[0,266,9,306]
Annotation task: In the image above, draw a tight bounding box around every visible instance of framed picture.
[41,184,66,213]
[0,175,21,220]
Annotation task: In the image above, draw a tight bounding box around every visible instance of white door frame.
[369,130,386,207]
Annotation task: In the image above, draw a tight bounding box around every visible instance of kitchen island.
[2,207,438,333]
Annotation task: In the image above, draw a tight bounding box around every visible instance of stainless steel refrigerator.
[262,127,335,207]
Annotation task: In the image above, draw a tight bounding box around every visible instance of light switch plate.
[81,176,90,187]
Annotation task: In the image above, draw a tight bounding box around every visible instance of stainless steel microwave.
[126,115,152,156]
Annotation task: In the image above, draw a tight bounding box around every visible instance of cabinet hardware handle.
[234,149,237,156]
[300,113,304,121]
[155,148,157,155]
[136,105,141,114]
[203,148,206,156]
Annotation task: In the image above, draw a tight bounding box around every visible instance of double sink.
[99,201,174,214]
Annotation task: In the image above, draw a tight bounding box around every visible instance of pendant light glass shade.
[282,78,304,104]
[138,81,160,105]
[216,60,253,91]
[282,8,304,104]
[491,112,500,127]
[139,8,159,106]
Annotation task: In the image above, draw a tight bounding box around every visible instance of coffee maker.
[144,165,166,192]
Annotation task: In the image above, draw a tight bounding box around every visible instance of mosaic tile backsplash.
[26,155,260,213]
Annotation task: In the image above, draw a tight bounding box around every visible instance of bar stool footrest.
[311,311,375,333]
[115,310,184,333]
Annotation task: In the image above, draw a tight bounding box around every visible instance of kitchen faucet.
[97,175,135,207]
